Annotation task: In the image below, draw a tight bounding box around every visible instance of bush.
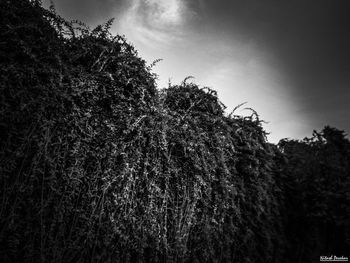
[1,1,348,262]
[279,126,350,263]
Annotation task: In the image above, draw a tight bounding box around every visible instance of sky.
[43,0,350,143]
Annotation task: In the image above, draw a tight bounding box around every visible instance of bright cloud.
[118,0,194,48]
[145,0,183,26]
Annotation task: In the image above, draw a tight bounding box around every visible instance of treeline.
[0,1,349,262]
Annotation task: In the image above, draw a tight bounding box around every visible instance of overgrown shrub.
[1,1,349,262]
[279,127,350,263]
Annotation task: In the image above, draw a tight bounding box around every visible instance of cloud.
[118,0,196,48]
[144,0,184,26]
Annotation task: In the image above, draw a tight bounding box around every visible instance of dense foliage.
[279,127,350,263]
[0,1,349,262]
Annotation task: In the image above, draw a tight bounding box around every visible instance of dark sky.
[43,0,350,142]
